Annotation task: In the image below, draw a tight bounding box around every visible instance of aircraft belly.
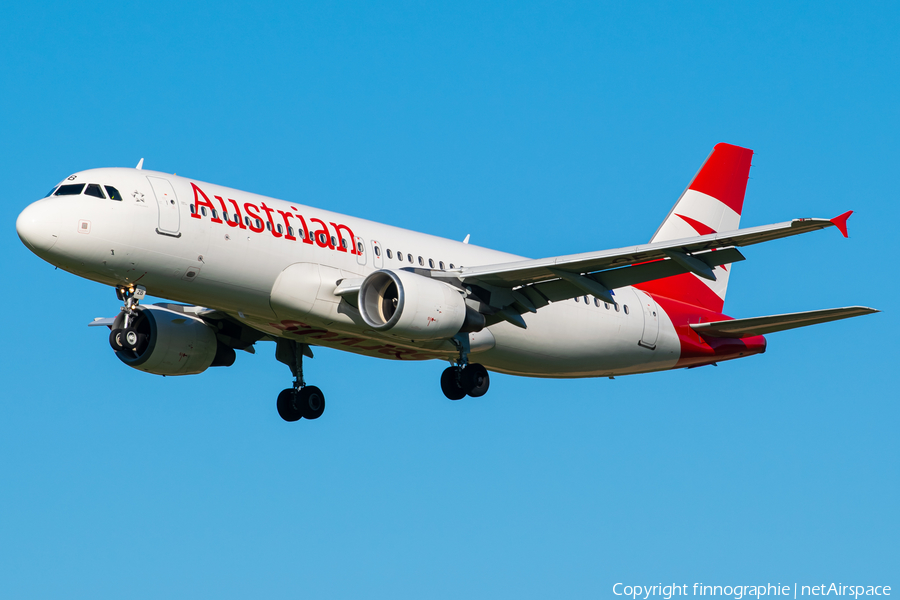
[479,288,681,378]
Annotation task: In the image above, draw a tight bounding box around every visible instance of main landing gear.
[275,339,325,422]
[441,333,490,400]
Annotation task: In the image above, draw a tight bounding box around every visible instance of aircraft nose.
[16,200,61,253]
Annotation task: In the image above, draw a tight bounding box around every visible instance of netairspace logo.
[612,583,892,600]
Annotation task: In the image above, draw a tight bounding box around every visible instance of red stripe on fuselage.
[649,294,766,367]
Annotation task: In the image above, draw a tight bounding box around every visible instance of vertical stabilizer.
[637,143,753,312]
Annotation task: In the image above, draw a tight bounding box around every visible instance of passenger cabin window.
[375,246,381,257]
[439,261,445,270]
[277,223,283,234]
[386,249,393,259]
[449,263,454,269]
[398,252,404,262]
[428,259,435,268]
[201,206,208,217]
[407,253,413,263]
[190,204,196,214]
[418,256,424,266]
[357,241,364,253]
[84,184,106,199]
[105,186,123,200]
[624,305,629,315]
[55,183,85,196]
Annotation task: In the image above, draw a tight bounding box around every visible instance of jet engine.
[111,305,235,376]
[358,269,484,340]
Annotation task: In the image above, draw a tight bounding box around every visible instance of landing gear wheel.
[123,328,140,351]
[297,386,326,420]
[276,388,303,422]
[462,363,490,397]
[441,366,467,400]
[109,328,124,352]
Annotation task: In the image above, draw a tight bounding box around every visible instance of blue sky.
[1,1,897,598]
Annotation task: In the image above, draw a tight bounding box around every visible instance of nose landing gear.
[109,285,147,353]
[275,339,326,422]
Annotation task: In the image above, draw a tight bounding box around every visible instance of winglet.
[830,210,852,238]
[136,158,144,170]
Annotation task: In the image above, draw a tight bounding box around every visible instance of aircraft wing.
[689,306,878,338]
[459,213,851,289]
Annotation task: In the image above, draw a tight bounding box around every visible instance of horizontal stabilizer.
[690,306,879,338]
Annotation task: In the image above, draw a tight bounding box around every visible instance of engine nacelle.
[113,305,233,376]
[358,269,473,340]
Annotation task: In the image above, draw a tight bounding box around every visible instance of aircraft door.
[356,237,367,266]
[148,176,181,237]
[372,240,383,268]
[634,289,659,349]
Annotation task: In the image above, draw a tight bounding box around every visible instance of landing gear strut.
[441,333,490,400]
[275,339,325,422]
[109,285,147,353]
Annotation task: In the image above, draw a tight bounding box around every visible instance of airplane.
[15,143,878,422]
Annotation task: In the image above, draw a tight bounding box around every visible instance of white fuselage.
[19,168,684,377]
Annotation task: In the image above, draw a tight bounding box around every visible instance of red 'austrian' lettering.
[190,183,222,223]
[190,183,357,252]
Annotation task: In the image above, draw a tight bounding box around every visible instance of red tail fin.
[638,143,754,312]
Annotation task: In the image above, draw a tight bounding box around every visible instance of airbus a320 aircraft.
[16,144,877,422]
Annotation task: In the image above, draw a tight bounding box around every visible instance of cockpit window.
[85,184,106,199]
[105,186,123,201]
[45,186,58,198]
[55,184,86,196]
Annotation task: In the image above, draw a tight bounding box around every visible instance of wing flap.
[690,306,879,338]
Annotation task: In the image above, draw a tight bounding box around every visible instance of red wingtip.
[830,210,853,238]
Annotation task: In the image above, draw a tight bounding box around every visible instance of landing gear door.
[148,176,181,237]
[634,289,659,349]
[372,240,383,269]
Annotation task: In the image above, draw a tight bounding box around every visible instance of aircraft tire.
[440,366,466,400]
[298,386,326,420]
[276,388,303,422]
[462,364,490,397]
[109,328,124,352]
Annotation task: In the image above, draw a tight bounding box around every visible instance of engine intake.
[358,270,481,340]
[113,305,233,376]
